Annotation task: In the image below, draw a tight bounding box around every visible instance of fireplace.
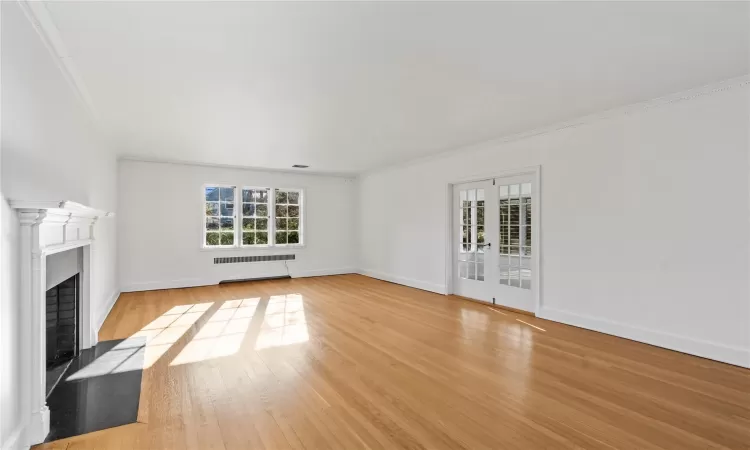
[46,273,80,395]
[11,200,114,446]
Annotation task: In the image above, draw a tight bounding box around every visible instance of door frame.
[445,165,542,315]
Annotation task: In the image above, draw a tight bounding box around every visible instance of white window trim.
[270,187,305,248]
[202,183,238,250]
[201,184,306,250]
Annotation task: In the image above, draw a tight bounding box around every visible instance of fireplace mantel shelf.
[11,200,114,219]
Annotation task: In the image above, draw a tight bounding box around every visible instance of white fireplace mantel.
[11,200,114,446]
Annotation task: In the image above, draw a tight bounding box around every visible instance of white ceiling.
[44,1,750,174]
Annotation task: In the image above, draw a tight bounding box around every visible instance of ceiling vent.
[292,164,309,168]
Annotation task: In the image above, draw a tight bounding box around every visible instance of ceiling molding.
[17,0,100,122]
[363,74,750,177]
[117,156,358,179]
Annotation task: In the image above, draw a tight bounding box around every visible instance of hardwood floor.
[35,274,750,449]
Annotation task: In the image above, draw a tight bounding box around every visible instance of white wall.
[118,160,357,292]
[359,78,750,368]
[0,2,118,448]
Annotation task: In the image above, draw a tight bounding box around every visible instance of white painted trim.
[445,166,542,314]
[358,269,447,295]
[363,75,750,176]
[290,268,356,278]
[0,423,28,450]
[119,156,357,178]
[94,290,121,333]
[120,269,357,292]
[17,1,99,122]
[537,307,750,369]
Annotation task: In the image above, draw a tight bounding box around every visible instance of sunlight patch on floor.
[170,298,259,366]
[255,294,309,350]
[67,303,213,381]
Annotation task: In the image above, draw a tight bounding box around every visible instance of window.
[203,184,303,248]
[205,186,236,247]
[241,188,270,245]
[498,182,532,289]
[274,189,302,245]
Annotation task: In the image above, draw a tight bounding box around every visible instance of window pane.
[256,232,268,244]
[256,204,268,217]
[256,190,268,203]
[524,225,531,247]
[206,233,220,246]
[243,204,255,217]
[500,226,509,245]
[477,263,484,281]
[288,231,299,244]
[499,185,509,198]
[256,218,268,231]
[522,246,532,256]
[242,218,255,231]
[276,190,288,204]
[288,206,300,218]
[525,201,532,225]
[205,187,219,201]
[276,218,287,230]
[220,187,235,201]
[477,207,484,226]
[276,231,287,244]
[243,232,255,245]
[510,204,520,224]
[276,205,288,217]
[510,245,520,255]
[221,217,234,231]
[206,202,219,216]
[509,184,520,197]
[288,191,300,204]
[221,202,234,217]
[288,218,299,230]
[242,189,253,202]
[206,218,219,231]
[220,232,234,245]
[459,262,468,279]
[521,183,531,195]
[510,226,520,245]
[499,245,509,255]
[477,226,485,244]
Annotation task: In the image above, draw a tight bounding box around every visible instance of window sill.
[200,244,306,252]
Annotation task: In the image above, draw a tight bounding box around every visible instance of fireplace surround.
[10,201,113,446]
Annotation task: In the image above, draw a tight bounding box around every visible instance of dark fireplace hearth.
[46,273,79,395]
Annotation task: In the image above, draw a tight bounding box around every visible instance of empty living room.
[1,1,749,449]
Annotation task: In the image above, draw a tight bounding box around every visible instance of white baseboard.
[290,268,356,278]
[358,269,447,294]
[120,278,215,293]
[94,289,121,332]
[1,422,28,450]
[538,307,750,368]
[120,269,357,293]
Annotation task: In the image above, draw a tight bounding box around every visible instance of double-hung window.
[203,185,303,248]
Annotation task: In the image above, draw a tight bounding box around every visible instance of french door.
[453,174,536,312]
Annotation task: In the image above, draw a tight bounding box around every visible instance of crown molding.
[118,155,359,179]
[17,0,100,123]
[363,74,750,177]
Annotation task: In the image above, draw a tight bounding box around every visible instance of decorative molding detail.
[10,201,113,446]
[364,74,750,176]
[17,1,100,122]
[537,307,750,369]
[358,269,448,295]
[0,422,27,450]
